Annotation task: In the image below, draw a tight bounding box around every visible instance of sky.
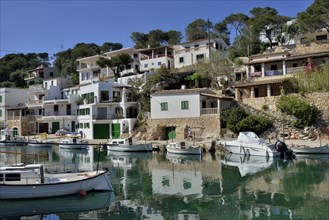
[0,0,314,59]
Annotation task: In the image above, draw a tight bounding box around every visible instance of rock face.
[241,92,329,141]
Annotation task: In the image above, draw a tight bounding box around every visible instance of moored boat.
[220,131,295,158]
[0,128,26,146]
[0,163,112,199]
[28,139,54,147]
[106,137,152,152]
[166,141,202,155]
[59,137,88,149]
[290,144,329,154]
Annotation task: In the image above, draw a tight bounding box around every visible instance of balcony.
[201,108,218,115]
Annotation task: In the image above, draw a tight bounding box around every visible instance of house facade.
[234,41,329,102]
[173,38,228,69]
[149,88,233,140]
[0,88,29,135]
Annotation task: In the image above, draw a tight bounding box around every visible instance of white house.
[173,38,228,69]
[139,46,174,71]
[24,65,60,86]
[77,81,139,139]
[149,88,232,140]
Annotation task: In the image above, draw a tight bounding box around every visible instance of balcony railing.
[27,100,43,105]
[249,71,262,77]
[265,69,283,76]
[43,110,76,117]
[286,66,304,74]
[201,108,218,115]
[92,113,124,120]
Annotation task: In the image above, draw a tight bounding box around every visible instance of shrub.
[221,106,272,134]
[236,115,272,135]
[262,104,269,111]
[276,95,318,128]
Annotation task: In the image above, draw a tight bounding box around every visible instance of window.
[0,110,2,117]
[144,64,148,68]
[79,123,83,128]
[271,65,278,70]
[179,57,184,63]
[293,63,298,67]
[50,72,54,77]
[158,62,162,66]
[181,101,189,110]
[5,173,21,181]
[84,123,90,129]
[54,105,58,112]
[196,54,204,60]
[316,35,328,40]
[161,102,168,111]
[0,96,2,103]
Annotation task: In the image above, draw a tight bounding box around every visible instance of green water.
[0,145,328,220]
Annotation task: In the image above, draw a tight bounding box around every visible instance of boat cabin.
[108,138,133,146]
[168,142,186,149]
[0,164,45,185]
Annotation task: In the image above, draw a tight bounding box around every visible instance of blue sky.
[0,0,314,58]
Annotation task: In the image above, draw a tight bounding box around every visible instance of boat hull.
[107,143,153,152]
[0,170,111,199]
[59,143,88,149]
[166,146,202,155]
[223,141,280,157]
[290,145,329,154]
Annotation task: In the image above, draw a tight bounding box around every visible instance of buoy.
[79,189,87,197]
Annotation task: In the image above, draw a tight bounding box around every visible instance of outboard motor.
[275,140,296,159]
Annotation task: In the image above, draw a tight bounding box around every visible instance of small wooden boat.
[290,144,329,154]
[0,163,112,199]
[166,141,202,155]
[59,137,88,149]
[28,139,54,147]
[106,137,152,152]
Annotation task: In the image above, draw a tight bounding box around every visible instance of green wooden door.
[165,127,176,140]
[111,123,121,139]
[93,124,110,139]
[52,122,60,134]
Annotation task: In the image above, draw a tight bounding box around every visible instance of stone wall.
[7,120,35,136]
[144,115,221,141]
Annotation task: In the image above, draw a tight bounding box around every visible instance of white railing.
[201,108,218,115]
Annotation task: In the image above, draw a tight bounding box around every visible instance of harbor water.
[0,145,328,219]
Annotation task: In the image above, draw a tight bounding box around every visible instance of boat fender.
[79,189,87,197]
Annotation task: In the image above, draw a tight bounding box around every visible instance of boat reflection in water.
[222,153,280,177]
[0,191,114,219]
[166,152,202,164]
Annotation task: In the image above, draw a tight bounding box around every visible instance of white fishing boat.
[28,139,54,147]
[290,144,329,154]
[166,141,202,155]
[106,137,152,152]
[0,128,26,146]
[222,153,279,177]
[220,131,294,158]
[0,163,112,199]
[59,137,88,149]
